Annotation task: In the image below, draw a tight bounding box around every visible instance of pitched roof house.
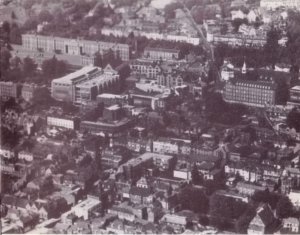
[247,203,279,234]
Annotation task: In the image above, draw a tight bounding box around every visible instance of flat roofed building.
[71,195,101,220]
[144,47,180,61]
[51,65,119,104]
[97,93,127,106]
[22,34,130,61]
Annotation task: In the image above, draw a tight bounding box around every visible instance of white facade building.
[288,190,300,209]
[71,195,101,220]
[18,151,34,162]
[51,65,119,104]
[260,0,300,9]
[47,116,78,130]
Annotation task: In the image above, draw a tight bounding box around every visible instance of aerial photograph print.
[1,0,300,234]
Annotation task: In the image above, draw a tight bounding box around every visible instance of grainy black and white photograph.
[1,0,300,234]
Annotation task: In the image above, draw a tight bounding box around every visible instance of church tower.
[242,58,247,74]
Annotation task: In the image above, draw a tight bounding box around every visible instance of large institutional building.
[260,0,300,9]
[22,34,131,61]
[224,79,277,107]
[223,63,278,107]
[51,65,119,105]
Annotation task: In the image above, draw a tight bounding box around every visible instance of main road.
[177,1,221,83]
[177,1,215,61]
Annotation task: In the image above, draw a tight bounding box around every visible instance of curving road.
[177,1,215,61]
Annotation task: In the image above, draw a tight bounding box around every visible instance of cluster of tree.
[215,43,274,69]
[110,0,139,8]
[204,92,249,125]
[1,54,39,82]
[191,5,220,24]
[286,108,300,132]
[145,38,204,59]
[164,2,182,19]
[235,203,256,233]
[231,18,249,32]
[94,50,122,69]
[117,63,131,92]
[236,190,295,233]
[31,87,55,109]
[209,193,248,230]
[164,0,221,23]
[177,185,209,214]
[252,190,294,218]
[0,21,22,45]
[285,10,300,65]
[41,56,68,80]
[25,0,116,40]
[0,126,21,148]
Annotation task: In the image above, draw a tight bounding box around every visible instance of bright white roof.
[52,65,100,85]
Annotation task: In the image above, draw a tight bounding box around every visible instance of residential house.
[231,9,246,20]
[247,204,279,234]
[247,10,260,23]
[18,151,34,162]
[288,190,300,209]
[130,59,161,79]
[16,214,39,233]
[127,137,153,153]
[153,138,191,155]
[236,182,267,196]
[225,162,262,182]
[0,147,16,159]
[279,217,300,234]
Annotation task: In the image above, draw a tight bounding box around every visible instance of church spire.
[242,57,247,74]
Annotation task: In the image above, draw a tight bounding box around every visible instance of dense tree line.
[41,56,68,80]
[177,185,209,214]
[287,108,300,132]
[204,92,249,125]
[209,192,248,230]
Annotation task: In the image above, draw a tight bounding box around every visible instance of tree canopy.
[177,185,209,214]
[209,192,247,230]
[287,108,300,132]
[276,196,294,218]
[42,56,68,80]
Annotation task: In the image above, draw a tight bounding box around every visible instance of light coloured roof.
[291,85,300,91]
[106,104,120,111]
[97,93,125,99]
[52,65,101,85]
[72,197,100,210]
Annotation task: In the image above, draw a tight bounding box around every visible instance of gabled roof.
[256,204,275,226]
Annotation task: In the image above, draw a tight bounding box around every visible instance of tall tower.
[242,58,247,74]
